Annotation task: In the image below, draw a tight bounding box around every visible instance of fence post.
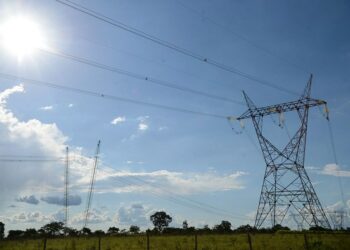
[304,233,309,250]
[247,233,253,250]
[43,238,47,250]
[194,233,198,250]
[98,236,101,250]
[147,232,150,250]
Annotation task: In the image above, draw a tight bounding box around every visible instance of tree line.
[0,211,348,240]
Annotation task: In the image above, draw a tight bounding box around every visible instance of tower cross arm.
[237,98,326,120]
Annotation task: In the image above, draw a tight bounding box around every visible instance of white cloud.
[0,85,247,212]
[71,208,111,225]
[137,116,149,131]
[138,123,148,131]
[115,203,153,227]
[40,105,53,111]
[41,195,82,206]
[325,200,350,228]
[158,126,168,131]
[16,195,39,205]
[68,103,74,108]
[111,116,126,125]
[320,164,350,177]
[93,169,247,195]
[0,85,89,199]
[3,211,51,224]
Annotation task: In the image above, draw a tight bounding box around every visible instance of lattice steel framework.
[237,75,331,229]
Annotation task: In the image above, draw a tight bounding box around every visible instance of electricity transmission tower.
[64,146,69,229]
[237,75,331,229]
[290,213,303,230]
[84,140,101,228]
[328,210,347,229]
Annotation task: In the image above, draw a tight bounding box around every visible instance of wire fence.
[1,232,350,250]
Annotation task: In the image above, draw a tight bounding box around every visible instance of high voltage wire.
[55,0,299,96]
[0,159,62,162]
[52,26,242,99]
[111,174,252,221]
[327,118,346,209]
[125,173,247,219]
[40,48,243,105]
[174,0,311,75]
[0,72,227,119]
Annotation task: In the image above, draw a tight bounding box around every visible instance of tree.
[182,220,188,230]
[150,211,172,232]
[94,230,105,236]
[0,222,4,240]
[24,228,38,238]
[40,222,64,236]
[7,230,24,239]
[80,227,92,235]
[107,227,119,235]
[64,227,79,237]
[214,220,232,232]
[272,224,290,232]
[129,225,140,234]
[234,224,255,233]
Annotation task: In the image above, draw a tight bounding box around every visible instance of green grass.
[0,232,349,250]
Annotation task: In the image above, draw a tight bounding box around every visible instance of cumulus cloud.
[158,126,168,131]
[111,116,126,125]
[137,116,149,131]
[16,195,39,205]
[94,169,247,195]
[0,84,103,204]
[40,105,53,111]
[71,208,111,224]
[0,85,247,206]
[115,203,153,227]
[325,200,350,228]
[0,85,70,197]
[41,195,82,206]
[3,211,51,224]
[320,164,350,177]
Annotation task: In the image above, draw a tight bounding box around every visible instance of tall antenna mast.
[65,146,69,229]
[236,75,331,229]
[84,140,101,228]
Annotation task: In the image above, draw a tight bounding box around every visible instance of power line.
[53,25,242,98]
[84,140,100,228]
[55,0,299,96]
[0,159,62,162]
[174,0,310,75]
[64,147,69,230]
[125,172,246,219]
[110,173,252,222]
[0,72,227,119]
[39,48,243,105]
[327,118,346,209]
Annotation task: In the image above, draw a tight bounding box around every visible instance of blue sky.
[0,0,349,232]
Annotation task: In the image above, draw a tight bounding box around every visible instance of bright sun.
[0,16,46,59]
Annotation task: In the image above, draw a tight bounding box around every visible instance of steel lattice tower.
[237,75,331,229]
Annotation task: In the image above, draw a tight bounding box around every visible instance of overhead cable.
[40,48,243,105]
[0,72,227,119]
[174,0,310,74]
[55,0,299,96]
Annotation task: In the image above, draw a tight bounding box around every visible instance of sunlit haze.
[0,15,46,59]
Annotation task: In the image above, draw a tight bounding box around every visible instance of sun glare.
[0,16,46,59]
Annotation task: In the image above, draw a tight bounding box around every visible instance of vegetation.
[0,222,4,240]
[0,232,349,250]
[0,214,349,249]
[150,211,172,232]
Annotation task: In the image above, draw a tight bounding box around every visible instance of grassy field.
[0,232,349,250]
